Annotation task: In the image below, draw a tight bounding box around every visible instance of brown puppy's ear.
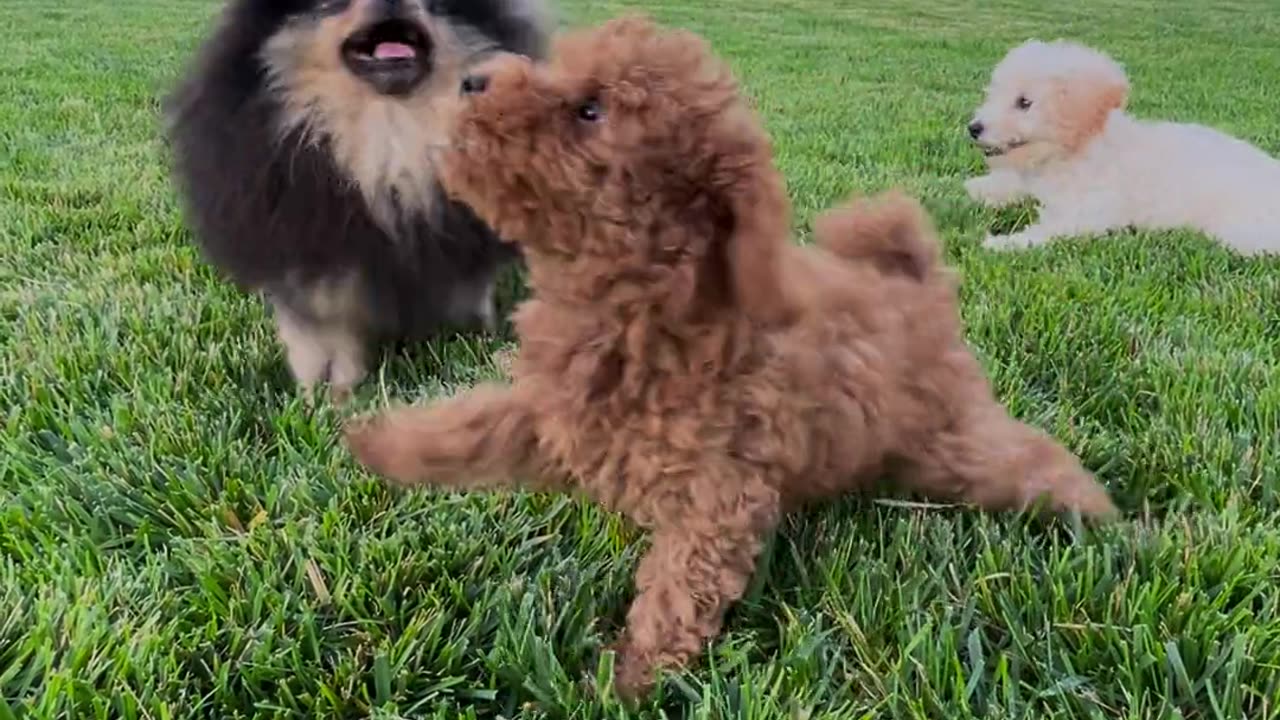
[1056,64,1130,153]
[708,110,798,327]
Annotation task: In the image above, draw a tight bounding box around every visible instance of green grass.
[2,0,1279,716]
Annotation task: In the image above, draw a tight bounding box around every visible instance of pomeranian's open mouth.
[341,19,432,96]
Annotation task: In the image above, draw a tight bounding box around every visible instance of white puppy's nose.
[968,121,984,139]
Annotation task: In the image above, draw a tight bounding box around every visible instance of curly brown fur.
[344,15,1118,698]
[165,0,551,400]
[813,190,940,280]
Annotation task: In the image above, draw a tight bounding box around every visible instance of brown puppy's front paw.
[342,414,381,465]
[342,414,420,487]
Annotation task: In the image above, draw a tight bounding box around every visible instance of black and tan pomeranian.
[165,0,551,400]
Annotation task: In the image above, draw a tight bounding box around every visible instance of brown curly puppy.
[344,15,1118,698]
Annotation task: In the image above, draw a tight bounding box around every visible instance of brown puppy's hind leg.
[897,406,1118,520]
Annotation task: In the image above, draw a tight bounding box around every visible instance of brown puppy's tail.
[813,190,941,282]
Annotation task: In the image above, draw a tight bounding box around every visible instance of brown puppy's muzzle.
[439,54,550,241]
[459,74,489,95]
[452,54,548,140]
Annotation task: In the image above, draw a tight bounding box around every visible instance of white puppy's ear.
[1054,56,1130,153]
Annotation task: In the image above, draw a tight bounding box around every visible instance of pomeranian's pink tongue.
[374,42,416,60]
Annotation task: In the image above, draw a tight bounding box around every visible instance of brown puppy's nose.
[967,121,984,139]
[461,75,489,95]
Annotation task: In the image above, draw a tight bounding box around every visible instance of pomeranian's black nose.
[461,75,488,95]
[967,121,984,139]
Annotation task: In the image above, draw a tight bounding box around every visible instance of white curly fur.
[965,39,1280,255]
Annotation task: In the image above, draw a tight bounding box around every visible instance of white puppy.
[965,40,1280,255]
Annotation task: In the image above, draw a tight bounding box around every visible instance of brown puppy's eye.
[576,98,603,122]
[1015,95,1032,110]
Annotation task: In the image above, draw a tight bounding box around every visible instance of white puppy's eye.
[1015,95,1033,110]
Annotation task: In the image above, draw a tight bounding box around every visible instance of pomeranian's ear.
[498,0,558,59]
[1055,52,1130,152]
[707,109,798,327]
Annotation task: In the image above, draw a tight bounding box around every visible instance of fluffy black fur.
[165,0,549,389]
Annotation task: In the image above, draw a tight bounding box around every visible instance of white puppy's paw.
[964,176,993,203]
[965,174,1025,208]
[983,231,1038,250]
[965,176,1002,206]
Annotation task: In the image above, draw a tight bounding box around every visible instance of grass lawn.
[3,0,1280,716]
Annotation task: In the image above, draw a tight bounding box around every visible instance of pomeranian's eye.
[316,0,350,16]
[576,97,603,123]
[1015,95,1033,110]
